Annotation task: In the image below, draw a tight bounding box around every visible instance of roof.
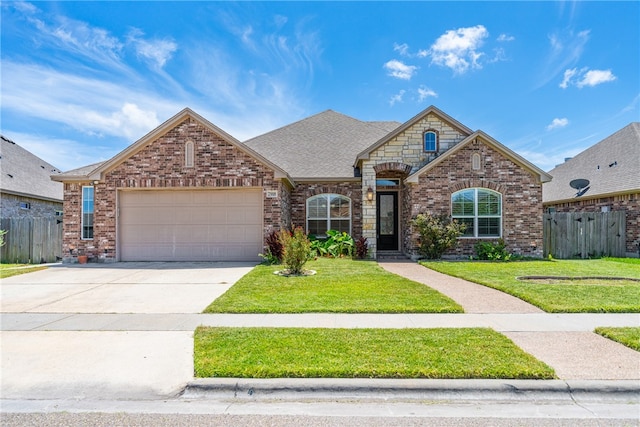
[244,110,400,179]
[543,122,640,204]
[406,130,552,184]
[0,135,63,202]
[53,108,293,185]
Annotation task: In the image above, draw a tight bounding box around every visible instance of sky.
[1,1,638,173]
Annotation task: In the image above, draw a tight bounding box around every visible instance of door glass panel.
[379,194,395,236]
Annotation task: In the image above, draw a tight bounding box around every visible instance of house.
[543,123,640,257]
[1,135,63,219]
[52,106,551,263]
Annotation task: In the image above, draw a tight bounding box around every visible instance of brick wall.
[408,138,544,258]
[545,193,639,255]
[62,118,286,262]
[0,194,62,218]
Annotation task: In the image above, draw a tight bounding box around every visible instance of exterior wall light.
[366,187,374,201]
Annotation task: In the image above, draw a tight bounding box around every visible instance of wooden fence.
[0,217,63,264]
[543,211,626,259]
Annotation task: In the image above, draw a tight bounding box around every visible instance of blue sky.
[2,1,638,172]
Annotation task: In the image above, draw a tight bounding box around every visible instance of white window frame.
[185,140,195,168]
[81,186,94,240]
[306,194,351,236]
[451,188,502,238]
[424,130,438,152]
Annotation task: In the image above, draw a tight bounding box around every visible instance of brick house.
[1,135,63,219]
[52,106,551,263]
[543,123,640,257]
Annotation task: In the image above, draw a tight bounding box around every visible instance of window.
[424,131,437,152]
[306,194,351,236]
[452,188,501,237]
[82,186,94,240]
[19,202,31,210]
[185,141,194,168]
[472,153,481,170]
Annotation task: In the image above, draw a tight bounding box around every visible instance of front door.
[376,192,398,251]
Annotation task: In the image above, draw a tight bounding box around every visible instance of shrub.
[310,230,354,258]
[0,229,6,247]
[412,213,466,259]
[475,239,512,261]
[279,227,312,274]
[354,236,369,259]
[259,229,284,264]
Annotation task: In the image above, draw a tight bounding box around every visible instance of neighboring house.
[543,123,640,257]
[1,135,63,218]
[52,106,551,263]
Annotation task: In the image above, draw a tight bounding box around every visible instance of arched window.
[451,188,501,237]
[306,194,351,236]
[185,141,194,168]
[424,130,438,152]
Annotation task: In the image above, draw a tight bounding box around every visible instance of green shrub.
[475,239,511,261]
[310,230,354,258]
[279,227,312,274]
[412,213,466,259]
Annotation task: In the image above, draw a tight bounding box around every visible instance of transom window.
[451,188,501,237]
[306,194,351,236]
[424,130,438,152]
[82,186,94,240]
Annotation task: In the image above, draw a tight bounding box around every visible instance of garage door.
[118,189,263,261]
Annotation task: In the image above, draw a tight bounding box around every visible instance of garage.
[118,189,263,262]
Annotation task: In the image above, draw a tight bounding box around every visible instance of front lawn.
[0,264,48,279]
[205,258,463,313]
[194,327,555,379]
[595,327,640,351]
[420,258,640,313]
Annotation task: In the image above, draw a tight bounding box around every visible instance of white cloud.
[546,118,569,131]
[389,90,405,106]
[417,86,437,102]
[577,69,617,88]
[127,28,177,69]
[383,59,417,80]
[429,25,489,74]
[393,43,410,56]
[537,30,590,89]
[497,34,515,42]
[559,67,616,89]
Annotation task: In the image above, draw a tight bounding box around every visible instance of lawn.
[595,327,640,352]
[204,258,463,313]
[420,258,640,313]
[194,327,555,379]
[0,264,48,279]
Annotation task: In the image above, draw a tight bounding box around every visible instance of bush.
[412,213,466,259]
[475,239,512,261]
[354,236,369,259]
[310,230,354,258]
[0,229,6,247]
[279,227,312,274]
[259,229,284,264]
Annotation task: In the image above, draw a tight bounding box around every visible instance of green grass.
[194,327,555,379]
[205,258,463,313]
[595,327,640,351]
[420,258,640,313]
[0,264,47,278]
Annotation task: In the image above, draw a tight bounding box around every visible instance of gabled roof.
[355,105,474,164]
[543,122,640,204]
[53,108,292,185]
[0,135,63,202]
[406,130,552,184]
[244,110,400,179]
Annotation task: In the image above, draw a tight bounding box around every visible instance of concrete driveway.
[0,262,255,399]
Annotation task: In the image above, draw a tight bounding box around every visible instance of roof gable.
[543,122,640,203]
[0,135,63,202]
[406,130,552,184]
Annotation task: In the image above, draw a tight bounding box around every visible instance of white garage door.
[118,189,263,262]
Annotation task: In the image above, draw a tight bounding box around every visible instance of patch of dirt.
[273,269,317,277]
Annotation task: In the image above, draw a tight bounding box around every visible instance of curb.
[183,378,640,402]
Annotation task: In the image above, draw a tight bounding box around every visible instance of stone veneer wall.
[290,182,363,238]
[408,139,544,258]
[545,193,639,256]
[361,113,469,257]
[0,194,62,218]
[62,118,285,262]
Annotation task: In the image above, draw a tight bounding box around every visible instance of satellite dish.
[569,178,590,190]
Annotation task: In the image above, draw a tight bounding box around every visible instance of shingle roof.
[244,110,401,179]
[0,135,63,202]
[543,122,640,204]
